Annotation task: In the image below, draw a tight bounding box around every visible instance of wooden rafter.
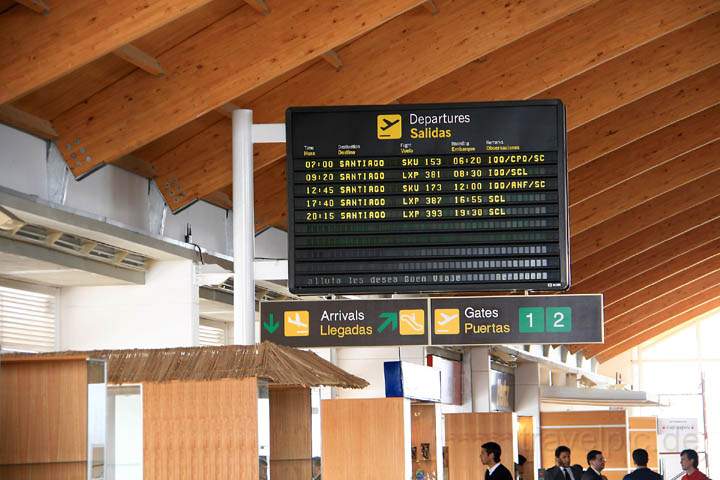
[422,0,438,15]
[215,103,242,119]
[113,44,165,76]
[0,104,57,139]
[595,297,720,361]
[14,0,49,14]
[52,0,427,178]
[0,0,214,104]
[156,0,720,212]
[151,0,601,210]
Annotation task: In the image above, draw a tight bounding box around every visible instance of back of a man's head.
[483,442,503,463]
[632,449,649,467]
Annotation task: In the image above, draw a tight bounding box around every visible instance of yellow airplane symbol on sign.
[377,114,402,139]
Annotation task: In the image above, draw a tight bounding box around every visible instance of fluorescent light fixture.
[0,206,24,231]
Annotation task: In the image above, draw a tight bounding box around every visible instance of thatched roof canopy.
[1,342,368,389]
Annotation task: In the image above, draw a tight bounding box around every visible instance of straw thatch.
[1,342,368,389]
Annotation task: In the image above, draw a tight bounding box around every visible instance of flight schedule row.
[294,153,557,171]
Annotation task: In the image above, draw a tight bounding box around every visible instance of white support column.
[470,346,492,412]
[232,109,256,345]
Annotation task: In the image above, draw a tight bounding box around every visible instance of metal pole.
[232,109,255,345]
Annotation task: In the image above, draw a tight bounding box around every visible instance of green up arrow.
[377,311,398,333]
[263,313,279,334]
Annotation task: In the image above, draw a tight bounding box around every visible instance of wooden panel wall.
[0,359,87,478]
[518,416,536,479]
[411,403,439,477]
[445,412,516,480]
[269,387,311,479]
[143,377,258,480]
[541,411,629,480]
[628,417,659,471]
[321,398,407,480]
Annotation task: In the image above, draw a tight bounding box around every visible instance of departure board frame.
[286,100,570,294]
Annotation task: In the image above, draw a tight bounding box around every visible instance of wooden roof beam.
[571,130,720,235]
[53,0,428,178]
[157,0,720,211]
[151,0,607,210]
[595,296,720,362]
[215,103,243,119]
[571,216,720,295]
[572,169,720,262]
[572,194,720,285]
[0,0,214,104]
[0,104,57,139]
[571,270,720,357]
[585,280,720,358]
[14,0,49,15]
[244,0,270,15]
[113,44,165,76]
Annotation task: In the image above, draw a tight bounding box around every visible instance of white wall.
[334,346,425,398]
[59,260,198,349]
[0,124,229,255]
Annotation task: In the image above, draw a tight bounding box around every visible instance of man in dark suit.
[481,442,514,480]
[581,450,606,480]
[546,446,585,480]
[623,449,662,480]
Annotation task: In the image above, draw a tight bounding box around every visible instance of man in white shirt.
[481,442,513,480]
[581,450,606,480]
[546,446,584,480]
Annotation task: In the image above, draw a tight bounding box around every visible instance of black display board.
[286,101,569,294]
[429,295,603,346]
[259,294,603,348]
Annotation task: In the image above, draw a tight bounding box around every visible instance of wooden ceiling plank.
[112,44,165,76]
[570,105,720,208]
[0,0,214,104]
[162,0,719,211]
[11,0,244,121]
[574,271,720,357]
[215,103,242,119]
[601,238,720,307]
[585,282,720,357]
[0,104,57,139]
[571,217,720,294]
[13,0,49,14]
[571,170,720,262]
[53,0,428,178]
[603,260,720,331]
[569,64,720,169]
[571,195,720,285]
[570,137,720,235]
[163,0,718,210]
[594,297,720,361]
[534,12,720,128]
[422,0,438,15]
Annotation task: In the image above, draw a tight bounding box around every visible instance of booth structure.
[541,411,660,480]
[1,342,368,480]
[0,355,106,480]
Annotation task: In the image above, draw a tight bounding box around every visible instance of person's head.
[680,450,699,472]
[481,442,502,466]
[632,449,649,467]
[587,450,605,472]
[555,446,572,467]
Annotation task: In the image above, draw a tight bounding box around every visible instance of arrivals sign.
[260,294,602,348]
[285,100,570,294]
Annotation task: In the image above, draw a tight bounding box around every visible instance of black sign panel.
[260,298,429,348]
[429,295,603,346]
[286,101,569,294]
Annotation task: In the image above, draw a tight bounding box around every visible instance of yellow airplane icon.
[434,308,460,335]
[377,114,402,139]
[284,311,309,336]
[399,309,425,335]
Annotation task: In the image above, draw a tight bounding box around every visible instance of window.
[0,282,57,353]
[198,318,229,346]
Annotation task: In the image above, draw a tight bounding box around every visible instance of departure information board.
[286,101,569,294]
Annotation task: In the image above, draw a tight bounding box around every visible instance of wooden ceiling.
[2,0,720,361]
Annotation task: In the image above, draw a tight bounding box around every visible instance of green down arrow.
[377,312,398,333]
[263,313,279,334]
